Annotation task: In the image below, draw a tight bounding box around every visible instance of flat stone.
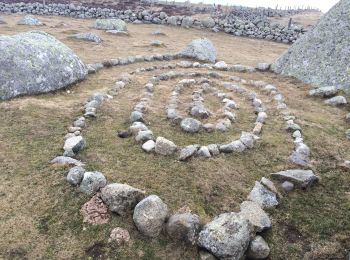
[129,122,148,134]
[142,140,155,152]
[309,86,339,97]
[271,169,319,188]
[51,156,84,167]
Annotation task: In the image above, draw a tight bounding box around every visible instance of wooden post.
[288,18,292,29]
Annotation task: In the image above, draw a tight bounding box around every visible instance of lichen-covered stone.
[0,31,87,100]
[94,18,127,31]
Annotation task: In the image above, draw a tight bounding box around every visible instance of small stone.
[135,130,154,143]
[67,166,85,185]
[256,63,270,71]
[219,140,246,153]
[79,172,107,195]
[324,96,347,106]
[81,193,109,225]
[117,130,130,138]
[73,117,85,128]
[179,145,199,161]
[198,251,217,260]
[240,201,271,232]
[247,236,270,259]
[247,181,278,209]
[108,227,130,245]
[253,122,263,135]
[63,136,86,155]
[197,146,211,158]
[181,118,202,133]
[256,112,267,123]
[260,177,281,198]
[271,169,319,188]
[51,156,84,167]
[166,212,200,244]
[207,144,220,156]
[309,86,339,98]
[240,132,257,149]
[133,195,169,237]
[281,181,294,192]
[286,120,301,132]
[130,111,144,123]
[214,61,228,70]
[216,119,231,132]
[203,123,215,132]
[155,137,177,156]
[142,140,155,152]
[68,126,81,133]
[101,183,145,216]
[129,122,148,134]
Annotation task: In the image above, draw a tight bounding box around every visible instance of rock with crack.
[247,181,279,209]
[133,195,169,237]
[198,212,253,259]
[271,169,319,188]
[80,193,109,225]
[239,201,271,232]
[101,183,145,216]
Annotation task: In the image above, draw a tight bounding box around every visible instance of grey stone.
[142,140,155,152]
[129,122,148,134]
[155,137,177,156]
[198,251,217,260]
[201,17,215,28]
[130,111,144,123]
[166,212,200,244]
[79,171,107,195]
[197,146,211,158]
[179,145,199,161]
[219,140,246,153]
[17,15,43,25]
[207,144,220,156]
[240,201,271,232]
[101,183,145,216]
[240,132,258,149]
[247,236,270,259]
[324,96,347,106]
[94,18,127,31]
[106,30,129,36]
[256,63,270,71]
[0,31,87,100]
[133,195,168,237]
[271,0,350,93]
[216,119,231,132]
[247,181,279,209]
[63,136,86,155]
[271,169,319,188]
[67,166,85,185]
[281,181,294,192]
[51,156,84,167]
[135,130,154,143]
[179,38,217,63]
[214,61,228,70]
[73,118,85,128]
[198,212,253,259]
[309,86,339,98]
[181,16,193,28]
[70,32,102,43]
[181,118,202,133]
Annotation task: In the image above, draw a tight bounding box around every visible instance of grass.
[1,14,350,259]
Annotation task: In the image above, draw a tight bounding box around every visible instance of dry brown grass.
[0,14,349,260]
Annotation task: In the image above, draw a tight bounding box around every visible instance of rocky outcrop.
[0,31,87,100]
[271,0,350,93]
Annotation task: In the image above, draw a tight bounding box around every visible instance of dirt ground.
[0,14,349,260]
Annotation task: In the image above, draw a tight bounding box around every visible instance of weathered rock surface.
[81,193,109,225]
[0,31,87,100]
[133,195,169,237]
[180,118,202,133]
[155,137,177,155]
[271,169,318,188]
[198,212,253,259]
[271,0,350,93]
[67,166,85,185]
[179,38,217,63]
[240,201,271,232]
[247,181,279,209]
[94,18,127,31]
[247,236,270,259]
[166,212,200,244]
[79,171,107,195]
[70,32,102,43]
[17,15,43,25]
[101,183,145,216]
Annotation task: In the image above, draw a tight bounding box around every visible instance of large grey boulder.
[79,171,107,195]
[179,38,217,63]
[94,19,127,31]
[17,15,43,26]
[0,31,87,100]
[133,195,169,237]
[271,169,319,188]
[101,183,145,216]
[271,0,350,93]
[198,212,253,259]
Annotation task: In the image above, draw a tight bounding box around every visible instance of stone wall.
[0,2,307,44]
